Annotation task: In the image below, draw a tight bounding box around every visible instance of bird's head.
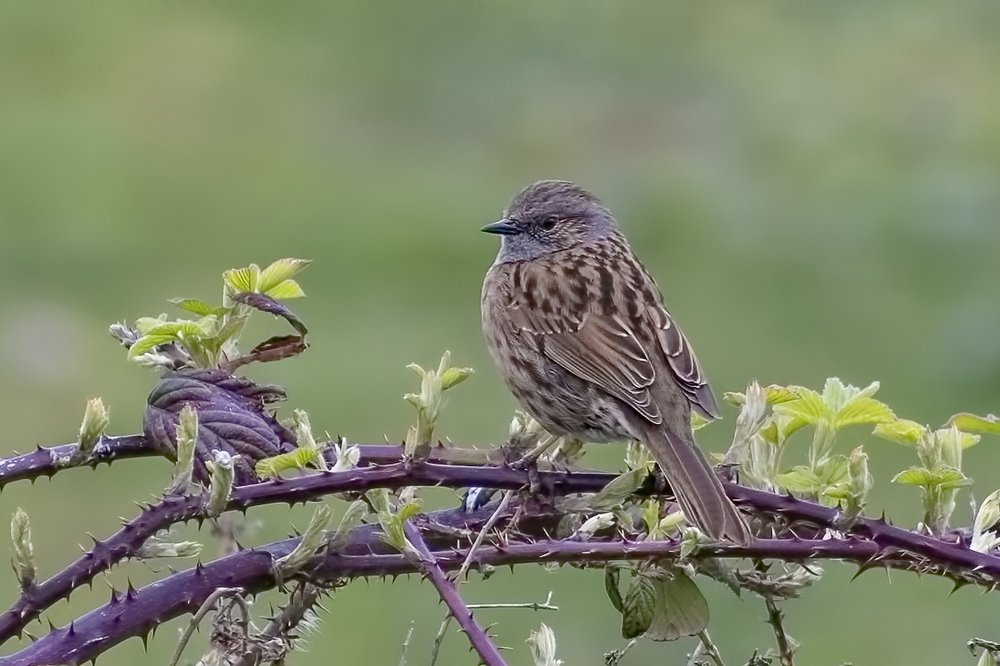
[483,180,619,263]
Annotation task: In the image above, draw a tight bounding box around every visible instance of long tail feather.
[641,426,752,544]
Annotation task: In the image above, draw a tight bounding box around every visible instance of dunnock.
[481,180,751,543]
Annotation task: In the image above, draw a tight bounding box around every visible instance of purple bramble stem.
[403,522,508,666]
[0,435,153,488]
[0,527,898,666]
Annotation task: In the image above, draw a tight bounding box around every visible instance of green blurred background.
[1,1,999,664]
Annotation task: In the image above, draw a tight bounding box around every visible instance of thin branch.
[762,597,795,666]
[457,490,513,582]
[232,582,324,666]
[403,522,507,666]
[167,587,246,666]
[696,630,726,666]
[468,592,558,611]
[0,435,152,488]
[432,489,514,664]
[398,620,416,666]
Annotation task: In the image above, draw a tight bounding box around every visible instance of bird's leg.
[510,434,559,470]
[510,434,559,497]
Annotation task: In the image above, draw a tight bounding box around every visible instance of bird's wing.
[504,259,663,425]
[645,302,721,420]
[502,251,721,423]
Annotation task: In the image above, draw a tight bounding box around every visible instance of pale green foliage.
[205,451,237,518]
[372,488,423,557]
[77,397,109,456]
[135,536,203,560]
[527,623,563,666]
[169,404,198,495]
[772,378,894,467]
[875,415,998,534]
[327,501,368,552]
[123,258,310,369]
[9,508,34,590]
[256,409,326,478]
[971,490,1000,554]
[947,413,1000,435]
[566,467,648,513]
[403,351,474,460]
[614,566,709,642]
[274,505,332,579]
[223,258,310,304]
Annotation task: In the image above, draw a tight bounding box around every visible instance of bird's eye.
[540,214,558,230]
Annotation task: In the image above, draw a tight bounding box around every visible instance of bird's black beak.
[481,219,521,236]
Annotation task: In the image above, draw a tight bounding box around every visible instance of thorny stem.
[0,435,151,489]
[433,489,514,664]
[402,522,507,666]
[7,450,1000,664]
[167,587,247,666]
[232,582,325,666]
[763,597,795,666]
[3,524,985,666]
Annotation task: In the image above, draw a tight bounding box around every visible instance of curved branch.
[3,457,998,649]
[0,435,152,489]
[0,514,933,666]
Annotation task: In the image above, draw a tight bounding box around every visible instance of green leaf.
[723,385,800,407]
[169,298,228,317]
[128,317,218,358]
[254,447,319,478]
[582,467,648,511]
[690,411,712,431]
[873,419,926,446]
[834,397,895,429]
[775,467,824,494]
[976,490,1000,535]
[258,258,312,293]
[823,378,879,412]
[773,387,828,431]
[440,366,475,391]
[621,571,656,639]
[951,413,1000,435]
[892,465,970,489]
[605,565,625,614]
[816,454,850,486]
[645,568,710,641]
[134,315,168,335]
[892,466,933,486]
[224,264,261,294]
[207,313,250,351]
[263,279,306,300]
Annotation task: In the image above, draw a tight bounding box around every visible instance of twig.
[232,582,325,666]
[398,620,416,666]
[696,629,726,666]
[458,490,514,582]
[402,522,507,666]
[605,639,637,665]
[167,587,246,666]
[468,592,558,611]
[763,597,795,666]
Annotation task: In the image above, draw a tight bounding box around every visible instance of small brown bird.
[481,180,752,543]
